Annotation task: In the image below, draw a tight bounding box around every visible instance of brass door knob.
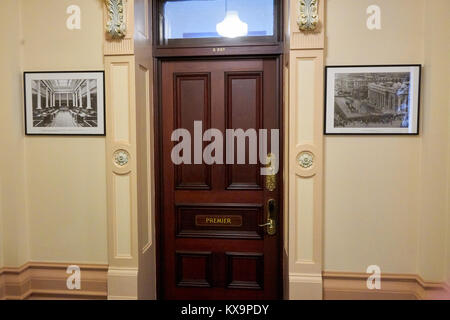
[259,199,277,236]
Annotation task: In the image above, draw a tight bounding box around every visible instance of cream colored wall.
[417,0,450,282]
[448,90,450,284]
[21,0,107,264]
[0,0,30,268]
[324,0,449,281]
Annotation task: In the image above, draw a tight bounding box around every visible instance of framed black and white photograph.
[24,71,105,135]
[325,65,421,135]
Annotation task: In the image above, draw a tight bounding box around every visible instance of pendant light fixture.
[216,0,248,38]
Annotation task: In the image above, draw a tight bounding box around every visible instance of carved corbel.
[104,0,127,39]
[298,0,319,32]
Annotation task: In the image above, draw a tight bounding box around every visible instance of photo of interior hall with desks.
[31,79,98,128]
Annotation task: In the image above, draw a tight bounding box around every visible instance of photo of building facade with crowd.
[325,66,421,134]
[24,72,105,135]
[334,72,410,128]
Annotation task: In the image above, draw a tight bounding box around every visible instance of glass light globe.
[216,11,248,38]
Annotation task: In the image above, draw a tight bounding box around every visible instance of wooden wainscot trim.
[0,262,108,300]
[0,264,32,300]
[0,270,4,299]
[323,271,450,300]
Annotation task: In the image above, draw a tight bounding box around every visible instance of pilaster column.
[287,0,325,300]
[59,93,61,106]
[103,0,139,300]
[46,88,49,108]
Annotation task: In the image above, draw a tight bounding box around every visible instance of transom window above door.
[157,0,280,47]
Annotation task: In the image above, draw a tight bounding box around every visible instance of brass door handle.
[258,222,272,227]
[259,199,277,236]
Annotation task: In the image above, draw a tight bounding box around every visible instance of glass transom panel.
[161,0,275,40]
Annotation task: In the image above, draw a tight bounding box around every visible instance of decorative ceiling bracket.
[104,0,127,39]
[298,0,319,32]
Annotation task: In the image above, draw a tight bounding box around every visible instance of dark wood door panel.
[226,252,264,290]
[176,251,213,288]
[176,203,264,239]
[175,190,263,203]
[160,58,281,300]
[173,72,211,190]
[174,251,266,291]
[225,72,264,190]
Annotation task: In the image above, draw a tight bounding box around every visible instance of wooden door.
[159,58,281,300]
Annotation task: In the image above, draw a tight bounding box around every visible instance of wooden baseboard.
[323,271,450,300]
[1,264,448,300]
[0,262,108,300]
[0,271,5,299]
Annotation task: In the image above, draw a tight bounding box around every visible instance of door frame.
[153,55,285,299]
[103,0,325,300]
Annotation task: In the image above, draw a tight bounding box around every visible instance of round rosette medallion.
[113,149,130,167]
[296,151,314,169]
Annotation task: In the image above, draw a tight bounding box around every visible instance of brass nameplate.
[195,215,243,227]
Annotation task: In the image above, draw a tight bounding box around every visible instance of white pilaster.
[107,268,139,300]
[104,0,139,300]
[287,0,325,300]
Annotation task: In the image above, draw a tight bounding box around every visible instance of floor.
[49,111,79,127]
